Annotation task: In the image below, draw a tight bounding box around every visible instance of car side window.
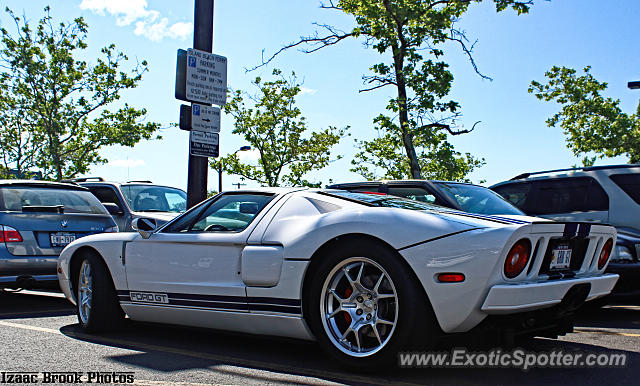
[387,186,437,204]
[531,177,609,215]
[492,183,531,211]
[89,187,124,210]
[609,173,640,205]
[163,194,274,233]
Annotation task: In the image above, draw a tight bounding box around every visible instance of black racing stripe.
[117,290,301,314]
[167,293,245,303]
[438,211,524,225]
[578,223,591,238]
[397,228,483,251]
[247,297,301,306]
[563,223,578,239]
[249,304,302,314]
[119,302,302,315]
[169,298,248,311]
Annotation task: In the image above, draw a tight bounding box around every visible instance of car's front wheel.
[307,242,439,367]
[76,252,124,332]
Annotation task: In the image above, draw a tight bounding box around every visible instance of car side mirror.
[102,202,124,216]
[131,217,157,239]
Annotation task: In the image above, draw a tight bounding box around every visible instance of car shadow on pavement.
[0,290,74,320]
[58,309,640,386]
[575,304,640,330]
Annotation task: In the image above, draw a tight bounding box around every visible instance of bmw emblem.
[61,220,68,228]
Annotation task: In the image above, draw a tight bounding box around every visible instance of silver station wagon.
[0,180,117,289]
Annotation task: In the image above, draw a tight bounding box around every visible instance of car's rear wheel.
[307,241,439,367]
[76,253,124,332]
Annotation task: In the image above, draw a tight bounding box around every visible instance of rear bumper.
[481,274,619,314]
[0,255,58,288]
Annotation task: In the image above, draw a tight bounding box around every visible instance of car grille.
[538,237,591,278]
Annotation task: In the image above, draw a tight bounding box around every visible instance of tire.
[76,252,125,332]
[306,240,440,367]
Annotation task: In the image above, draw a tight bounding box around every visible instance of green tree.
[211,69,346,187]
[0,93,38,178]
[0,7,160,181]
[529,66,640,166]
[253,0,532,180]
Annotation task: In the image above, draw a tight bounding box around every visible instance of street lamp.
[218,146,251,193]
[628,81,640,89]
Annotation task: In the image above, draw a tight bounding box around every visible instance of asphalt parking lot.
[1,290,638,385]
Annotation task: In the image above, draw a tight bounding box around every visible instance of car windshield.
[0,186,107,214]
[322,191,444,211]
[120,185,187,213]
[434,182,525,215]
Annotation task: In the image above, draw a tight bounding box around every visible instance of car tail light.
[598,239,614,269]
[104,225,119,233]
[504,239,531,279]
[437,273,465,283]
[0,225,23,243]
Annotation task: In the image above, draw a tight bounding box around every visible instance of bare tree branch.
[417,120,481,135]
[246,23,356,72]
[447,27,493,81]
[319,0,342,10]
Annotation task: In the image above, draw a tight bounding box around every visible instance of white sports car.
[57,188,618,366]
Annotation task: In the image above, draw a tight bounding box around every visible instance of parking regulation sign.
[192,103,220,132]
[186,48,227,106]
[189,130,219,158]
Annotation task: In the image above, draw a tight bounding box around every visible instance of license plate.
[50,232,76,247]
[550,245,572,270]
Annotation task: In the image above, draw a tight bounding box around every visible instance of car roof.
[501,164,640,183]
[0,179,89,191]
[228,187,309,195]
[329,179,479,187]
[79,180,186,191]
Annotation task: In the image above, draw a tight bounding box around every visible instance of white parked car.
[57,188,618,366]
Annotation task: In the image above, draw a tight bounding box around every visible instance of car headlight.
[612,245,634,262]
[104,225,119,233]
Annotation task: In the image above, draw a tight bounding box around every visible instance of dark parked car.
[71,178,187,231]
[491,164,640,299]
[328,179,525,216]
[0,180,117,289]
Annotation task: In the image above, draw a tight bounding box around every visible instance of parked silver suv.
[72,178,187,232]
[491,164,640,298]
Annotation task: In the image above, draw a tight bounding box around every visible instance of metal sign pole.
[186,0,214,209]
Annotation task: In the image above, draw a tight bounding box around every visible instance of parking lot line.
[0,320,61,334]
[575,328,640,337]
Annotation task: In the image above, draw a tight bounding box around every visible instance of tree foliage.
[211,70,346,187]
[529,66,640,165]
[0,7,160,180]
[253,0,533,180]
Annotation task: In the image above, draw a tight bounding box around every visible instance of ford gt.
[57,188,619,366]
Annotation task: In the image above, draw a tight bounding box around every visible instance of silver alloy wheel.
[320,257,399,357]
[78,260,93,324]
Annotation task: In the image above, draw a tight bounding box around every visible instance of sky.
[1,0,639,191]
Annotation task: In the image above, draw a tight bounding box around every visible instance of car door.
[123,193,276,312]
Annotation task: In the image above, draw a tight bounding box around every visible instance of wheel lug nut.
[366,314,372,320]
[357,296,363,303]
[367,293,373,299]
[356,309,363,315]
